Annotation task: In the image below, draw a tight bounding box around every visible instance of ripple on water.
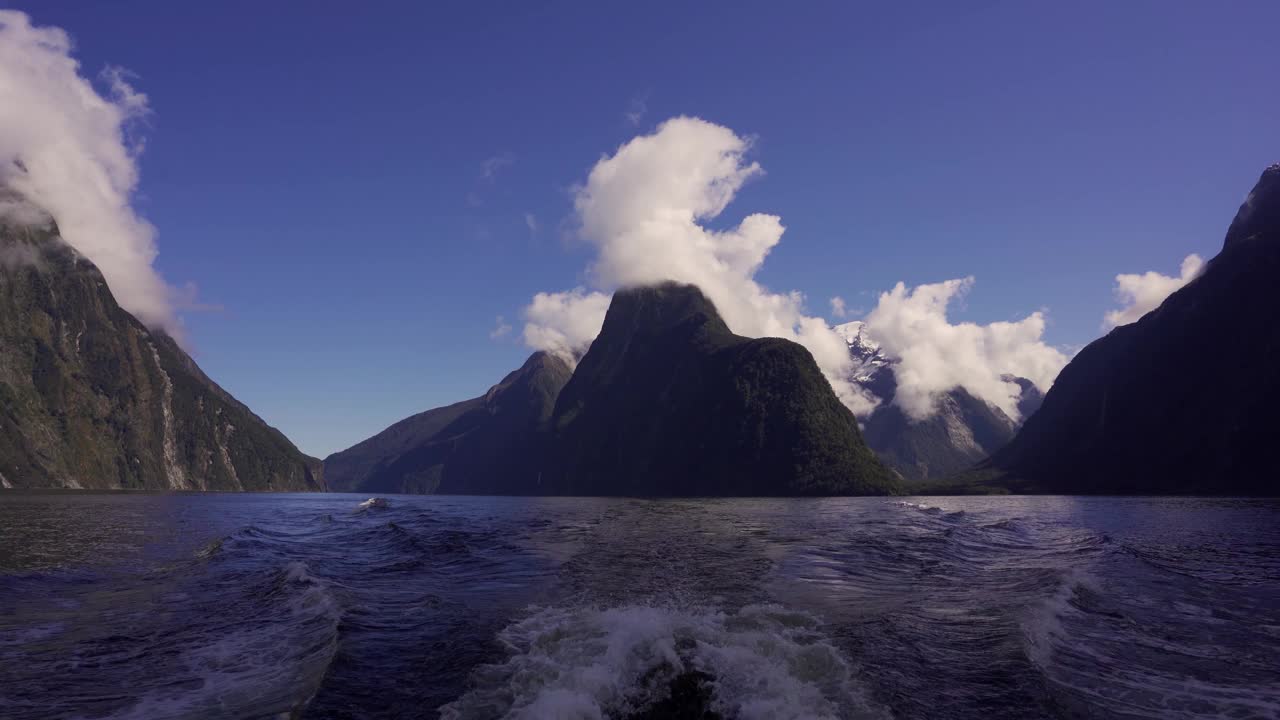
[1,494,1277,720]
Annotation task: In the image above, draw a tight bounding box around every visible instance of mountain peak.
[499,350,571,383]
[545,282,897,496]
[833,320,874,348]
[485,351,573,409]
[607,281,730,339]
[1224,162,1280,250]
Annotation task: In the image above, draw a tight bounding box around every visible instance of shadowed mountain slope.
[977,164,1280,495]
[541,282,898,496]
[0,199,322,491]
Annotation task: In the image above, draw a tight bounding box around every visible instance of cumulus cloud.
[862,278,1068,421]
[0,191,50,227]
[524,212,538,239]
[518,116,1070,421]
[521,116,879,415]
[523,288,610,363]
[1103,253,1203,329]
[489,315,512,340]
[0,10,181,334]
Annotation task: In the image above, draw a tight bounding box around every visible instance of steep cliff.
[0,202,322,491]
[980,164,1280,495]
[542,282,898,496]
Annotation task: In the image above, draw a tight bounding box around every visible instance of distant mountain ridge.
[0,196,323,491]
[835,320,1040,483]
[326,282,898,496]
[325,352,572,494]
[975,163,1280,495]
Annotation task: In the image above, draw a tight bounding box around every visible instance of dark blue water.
[1,494,1277,719]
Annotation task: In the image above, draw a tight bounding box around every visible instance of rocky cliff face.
[0,203,322,491]
[981,164,1280,495]
[542,282,898,496]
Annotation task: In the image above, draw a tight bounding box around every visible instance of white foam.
[357,497,390,511]
[439,603,886,720]
[891,500,942,514]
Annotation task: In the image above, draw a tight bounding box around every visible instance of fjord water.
[0,494,1277,719]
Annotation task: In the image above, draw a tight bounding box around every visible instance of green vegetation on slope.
[544,282,898,496]
[0,211,321,491]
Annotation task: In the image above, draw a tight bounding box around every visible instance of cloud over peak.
[1103,254,1204,329]
[521,116,878,414]
[520,116,1072,421]
[522,288,610,363]
[0,10,181,335]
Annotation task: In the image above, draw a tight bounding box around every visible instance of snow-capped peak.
[833,320,882,353]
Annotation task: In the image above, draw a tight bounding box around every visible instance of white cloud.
[1103,253,1203,329]
[480,152,515,182]
[0,10,181,335]
[521,116,879,415]
[489,315,513,340]
[862,277,1068,421]
[524,212,538,238]
[519,116,1070,422]
[624,94,648,127]
[0,191,50,227]
[523,288,611,363]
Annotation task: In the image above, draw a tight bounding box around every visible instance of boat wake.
[2,494,1276,719]
[1023,569,1280,719]
[0,558,341,720]
[439,602,886,720]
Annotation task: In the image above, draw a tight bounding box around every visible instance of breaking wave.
[357,496,391,512]
[440,602,885,720]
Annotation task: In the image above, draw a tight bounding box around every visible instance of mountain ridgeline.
[8,162,1276,497]
[0,199,324,491]
[326,283,898,496]
[975,163,1280,495]
[325,352,572,494]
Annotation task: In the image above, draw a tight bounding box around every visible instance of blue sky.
[9,1,1278,457]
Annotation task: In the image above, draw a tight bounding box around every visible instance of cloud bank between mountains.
[0,10,181,336]
[863,278,1066,420]
[521,116,1070,421]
